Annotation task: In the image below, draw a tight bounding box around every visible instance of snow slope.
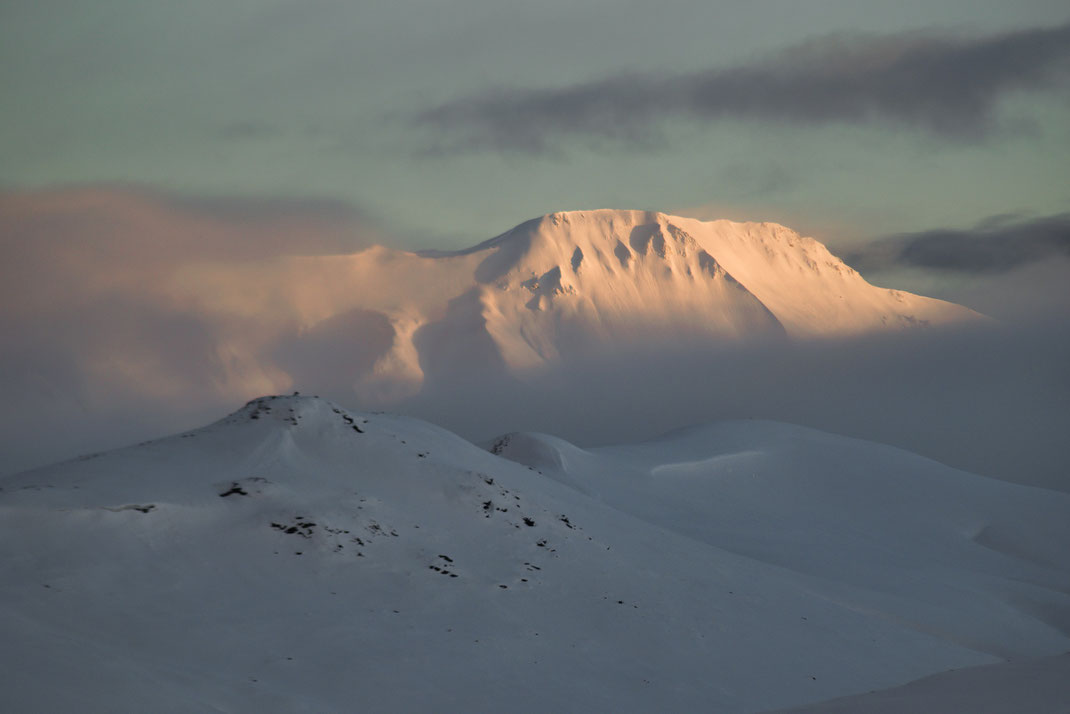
[493,423,1070,658]
[771,653,1070,714]
[169,210,982,402]
[2,396,1067,712]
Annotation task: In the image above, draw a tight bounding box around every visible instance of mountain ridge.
[191,209,980,403]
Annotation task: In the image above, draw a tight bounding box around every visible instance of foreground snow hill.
[2,395,1067,713]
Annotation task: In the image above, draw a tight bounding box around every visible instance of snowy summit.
[175,210,983,403]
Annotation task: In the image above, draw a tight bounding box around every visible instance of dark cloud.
[845,212,1070,273]
[418,21,1070,153]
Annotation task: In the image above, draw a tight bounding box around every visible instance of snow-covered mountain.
[173,210,982,403]
[3,395,1067,713]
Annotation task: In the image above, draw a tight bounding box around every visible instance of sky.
[2,1,1068,246]
[1,2,1068,484]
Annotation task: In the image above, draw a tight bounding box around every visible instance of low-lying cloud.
[402,321,1070,492]
[2,189,1066,494]
[0,186,382,474]
[419,21,1070,153]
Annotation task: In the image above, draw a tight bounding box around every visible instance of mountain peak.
[468,207,975,323]
[484,209,837,280]
[164,209,984,404]
[356,209,980,396]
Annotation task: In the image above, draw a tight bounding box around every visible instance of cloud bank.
[419,21,1070,152]
[0,187,381,473]
[403,321,1070,492]
[1,189,1066,493]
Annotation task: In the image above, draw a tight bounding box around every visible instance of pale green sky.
[2,0,1068,248]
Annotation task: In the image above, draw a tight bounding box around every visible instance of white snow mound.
[3,396,1063,713]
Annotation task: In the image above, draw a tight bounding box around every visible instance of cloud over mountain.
[1,194,1065,491]
[0,187,382,471]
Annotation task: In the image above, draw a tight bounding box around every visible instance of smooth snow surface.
[3,396,1066,713]
[769,653,1070,713]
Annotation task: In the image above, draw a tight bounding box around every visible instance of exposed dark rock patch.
[218,484,248,498]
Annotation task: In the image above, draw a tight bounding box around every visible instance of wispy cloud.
[418,21,1070,153]
[845,212,1070,273]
